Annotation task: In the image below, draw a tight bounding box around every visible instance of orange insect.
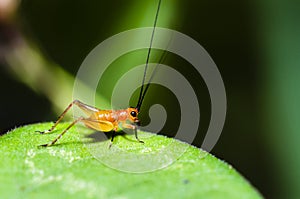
[38,0,162,147]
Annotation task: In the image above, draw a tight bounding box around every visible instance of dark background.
[1,0,300,198]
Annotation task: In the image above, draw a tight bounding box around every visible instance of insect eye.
[130,111,137,117]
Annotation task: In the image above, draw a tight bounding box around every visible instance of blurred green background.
[1,0,300,198]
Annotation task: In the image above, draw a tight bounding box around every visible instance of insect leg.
[121,123,144,143]
[37,100,80,134]
[108,131,116,149]
[39,117,83,147]
[111,131,116,142]
[134,126,144,144]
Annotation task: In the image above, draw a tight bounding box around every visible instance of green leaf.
[0,123,262,199]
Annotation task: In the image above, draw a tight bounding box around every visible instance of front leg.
[121,123,144,143]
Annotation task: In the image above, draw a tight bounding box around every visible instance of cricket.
[37,0,162,147]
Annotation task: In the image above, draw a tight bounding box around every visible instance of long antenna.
[136,0,162,111]
[138,50,168,108]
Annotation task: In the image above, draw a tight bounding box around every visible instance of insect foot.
[38,143,50,147]
[35,129,51,134]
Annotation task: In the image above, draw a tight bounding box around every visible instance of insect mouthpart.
[135,119,141,126]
